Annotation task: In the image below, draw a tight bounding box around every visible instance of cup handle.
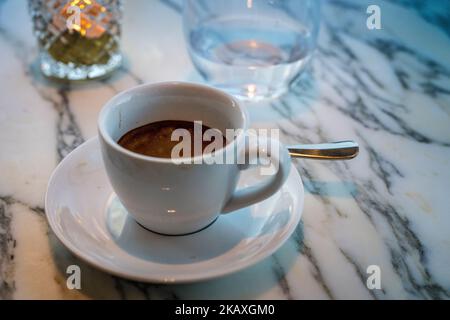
[221,138,291,213]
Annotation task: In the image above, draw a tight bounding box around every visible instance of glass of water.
[183,0,321,101]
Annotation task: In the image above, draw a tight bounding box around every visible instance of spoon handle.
[287,141,359,160]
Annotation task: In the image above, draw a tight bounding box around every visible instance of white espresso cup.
[98,82,291,235]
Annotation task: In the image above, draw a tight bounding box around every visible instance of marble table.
[0,0,449,299]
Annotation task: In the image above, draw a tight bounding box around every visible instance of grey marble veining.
[0,0,449,299]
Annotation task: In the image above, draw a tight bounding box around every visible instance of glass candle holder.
[29,0,123,80]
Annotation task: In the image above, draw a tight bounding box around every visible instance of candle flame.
[61,0,109,38]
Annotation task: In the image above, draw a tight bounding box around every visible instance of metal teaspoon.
[287,141,359,160]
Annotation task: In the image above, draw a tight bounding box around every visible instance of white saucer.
[45,137,304,283]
